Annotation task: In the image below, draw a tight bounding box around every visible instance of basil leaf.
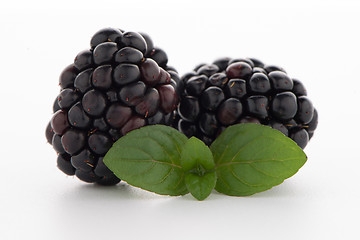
[211,123,307,196]
[104,125,189,196]
[185,172,216,201]
[180,137,216,200]
[180,137,215,171]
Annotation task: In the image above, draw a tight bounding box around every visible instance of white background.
[1,0,359,239]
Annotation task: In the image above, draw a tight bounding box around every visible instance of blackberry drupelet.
[176,57,318,148]
[46,27,180,185]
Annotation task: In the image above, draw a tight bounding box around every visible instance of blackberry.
[177,57,318,149]
[46,28,180,185]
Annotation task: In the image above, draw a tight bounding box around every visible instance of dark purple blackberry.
[58,89,80,109]
[52,134,65,154]
[46,27,179,185]
[176,58,318,149]
[51,110,70,135]
[74,68,93,93]
[115,47,143,64]
[148,47,168,68]
[57,154,76,176]
[46,121,54,144]
[59,64,78,89]
[68,102,91,129]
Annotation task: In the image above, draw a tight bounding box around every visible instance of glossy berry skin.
[249,73,271,93]
[135,88,160,117]
[93,42,118,65]
[140,58,160,85]
[199,113,218,137]
[217,98,243,125]
[120,116,145,135]
[213,57,231,71]
[295,96,314,124]
[92,65,113,90]
[148,47,168,68]
[105,103,132,128]
[249,58,264,68]
[52,134,65,154]
[120,32,147,55]
[75,170,101,183]
[46,27,179,185]
[157,85,177,113]
[176,58,318,149]
[178,96,200,122]
[45,121,54,144]
[225,62,252,80]
[93,118,110,132]
[271,92,298,121]
[119,81,146,106]
[224,79,246,98]
[68,102,91,129]
[268,71,293,91]
[208,73,228,88]
[200,87,225,111]
[197,64,219,77]
[239,116,261,124]
[292,78,307,96]
[58,89,80,109]
[57,154,76,176]
[82,90,108,117]
[74,68,93,93]
[307,109,318,133]
[290,128,309,149]
[74,50,93,71]
[88,132,112,155]
[139,32,154,56]
[90,28,122,49]
[246,95,269,119]
[51,110,69,135]
[264,65,286,73]
[115,47,143,64]
[178,119,197,138]
[53,97,61,113]
[61,129,86,155]
[186,75,207,96]
[59,64,78,89]
[269,121,288,136]
[229,58,255,68]
[71,149,97,172]
[113,63,141,86]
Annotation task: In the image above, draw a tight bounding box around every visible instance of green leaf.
[103,125,189,196]
[211,123,307,196]
[180,137,215,171]
[181,137,216,200]
[185,172,216,201]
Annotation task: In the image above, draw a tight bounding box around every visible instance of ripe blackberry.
[47,28,180,185]
[176,57,318,149]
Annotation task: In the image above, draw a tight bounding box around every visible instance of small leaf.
[104,125,189,196]
[185,172,216,201]
[181,137,216,200]
[211,123,307,196]
[180,137,215,171]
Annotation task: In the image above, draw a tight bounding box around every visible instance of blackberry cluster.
[176,57,318,149]
[46,28,181,185]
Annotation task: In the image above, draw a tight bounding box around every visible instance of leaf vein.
[152,167,174,186]
[216,157,301,168]
[248,163,281,179]
[127,135,176,165]
[173,172,185,190]
[119,157,182,169]
[228,165,264,187]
